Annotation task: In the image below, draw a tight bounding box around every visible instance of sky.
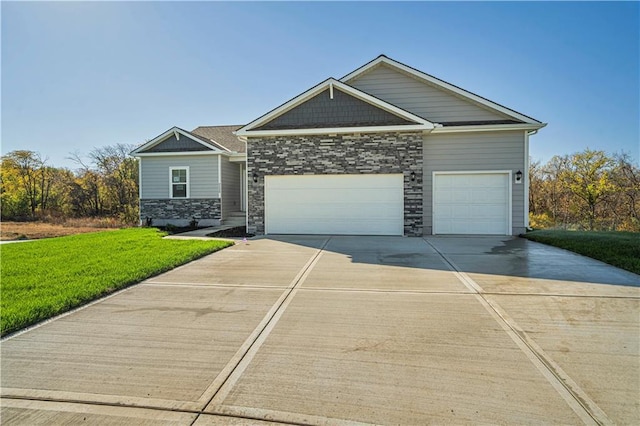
[2,1,639,169]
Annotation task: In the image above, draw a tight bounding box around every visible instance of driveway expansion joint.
[192,237,332,424]
[423,237,611,426]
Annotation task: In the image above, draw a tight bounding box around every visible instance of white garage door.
[265,174,404,235]
[433,172,510,235]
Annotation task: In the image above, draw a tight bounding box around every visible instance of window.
[170,167,189,198]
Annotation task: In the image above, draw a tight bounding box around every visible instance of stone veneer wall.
[140,199,221,226]
[247,132,423,236]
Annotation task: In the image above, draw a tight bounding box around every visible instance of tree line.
[1,145,139,224]
[529,149,639,231]
[1,146,638,232]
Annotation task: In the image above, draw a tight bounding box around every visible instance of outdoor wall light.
[252,173,258,183]
[410,171,416,182]
[515,170,523,184]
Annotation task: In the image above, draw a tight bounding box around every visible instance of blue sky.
[2,1,639,169]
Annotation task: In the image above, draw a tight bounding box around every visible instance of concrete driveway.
[2,235,639,425]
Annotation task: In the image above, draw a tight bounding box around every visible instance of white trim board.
[238,124,433,138]
[430,123,545,134]
[133,151,226,157]
[524,131,530,229]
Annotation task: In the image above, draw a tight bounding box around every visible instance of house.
[131,125,246,227]
[236,55,545,236]
[133,55,545,236]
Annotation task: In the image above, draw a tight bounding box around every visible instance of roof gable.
[236,79,434,137]
[254,86,417,130]
[341,55,541,125]
[131,127,225,155]
[142,133,211,153]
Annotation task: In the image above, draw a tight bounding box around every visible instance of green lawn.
[1,228,233,336]
[522,230,640,275]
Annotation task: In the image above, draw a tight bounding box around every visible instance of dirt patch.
[0,221,119,241]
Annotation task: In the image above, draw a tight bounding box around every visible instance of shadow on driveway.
[259,234,640,288]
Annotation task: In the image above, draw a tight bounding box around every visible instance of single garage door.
[265,174,403,235]
[433,172,510,235]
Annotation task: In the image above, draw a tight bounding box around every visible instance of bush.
[529,212,556,230]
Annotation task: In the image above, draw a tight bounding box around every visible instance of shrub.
[529,212,556,230]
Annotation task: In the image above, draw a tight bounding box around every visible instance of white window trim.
[169,166,190,199]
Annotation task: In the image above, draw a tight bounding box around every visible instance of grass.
[522,230,640,275]
[0,228,233,336]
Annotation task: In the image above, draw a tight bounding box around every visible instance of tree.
[2,145,139,224]
[561,149,615,230]
[610,152,640,230]
[0,150,53,217]
[542,154,571,227]
[69,143,139,222]
[528,148,639,232]
[88,144,138,220]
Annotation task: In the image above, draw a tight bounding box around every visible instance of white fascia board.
[430,123,546,134]
[239,124,433,138]
[131,126,224,155]
[229,154,247,162]
[132,151,227,158]
[236,78,434,136]
[341,56,542,125]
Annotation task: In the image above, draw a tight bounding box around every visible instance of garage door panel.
[269,218,401,235]
[266,174,404,235]
[270,203,401,220]
[270,207,398,218]
[434,173,510,235]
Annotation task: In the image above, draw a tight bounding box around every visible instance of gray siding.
[349,64,509,123]
[422,131,526,235]
[143,133,211,153]
[255,87,415,130]
[140,155,220,199]
[220,157,241,218]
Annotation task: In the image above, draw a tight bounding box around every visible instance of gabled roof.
[341,55,542,126]
[131,127,228,156]
[131,126,245,156]
[236,78,435,137]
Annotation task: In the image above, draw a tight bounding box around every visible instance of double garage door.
[263,172,511,235]
[265,174,403,235]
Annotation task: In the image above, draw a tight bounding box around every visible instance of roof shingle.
[191,125,245,153]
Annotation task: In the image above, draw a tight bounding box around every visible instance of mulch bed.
[207,226,255,238]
